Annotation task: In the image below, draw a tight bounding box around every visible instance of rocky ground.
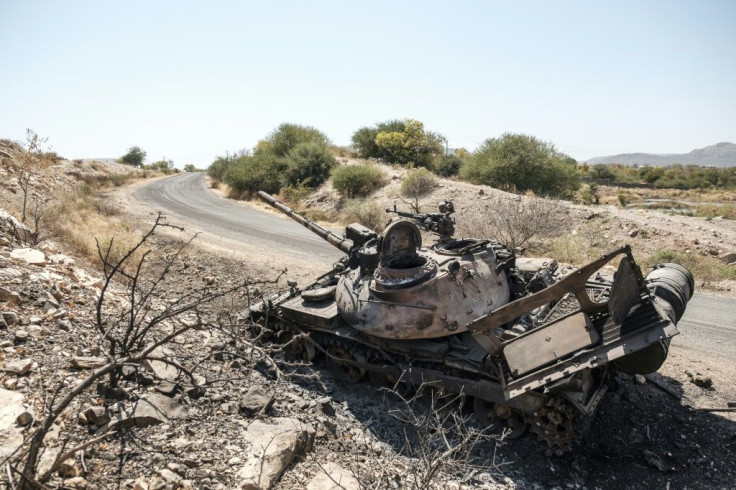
[1,158,735,489]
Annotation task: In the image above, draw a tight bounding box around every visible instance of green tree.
[183,164,198,172]
[460,133,579,197]
[351,119,406,159]
[120,146,146,167]
[373,119,444,167]
[256,123,331,158]
[223,154,282,197]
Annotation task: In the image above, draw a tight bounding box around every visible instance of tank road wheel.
[529,396,581,455]
[283,335,316,363]
[473,398,527,439]
[326,344,367,384]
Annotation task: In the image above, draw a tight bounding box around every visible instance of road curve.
[130,172,735,357]
[131,172,343,264]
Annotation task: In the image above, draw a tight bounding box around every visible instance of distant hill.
[587,142,736,167]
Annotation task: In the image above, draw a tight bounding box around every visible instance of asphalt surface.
[131,172,343,264]
[132,172,735,357]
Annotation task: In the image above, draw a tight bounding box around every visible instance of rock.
[628,229,639,238]
[16,410,33,426]
[155,381,178,396]
[317,397,336,417]
[306,462,360,490]
[478,189,484,195]
[82,406,110,426]
[240,386,275,414]
[14,329,29,342]
[71,356,106,369]
[0,388,26,462]
[5,358,33,375]
[642,449,676,472]
[56,318,72,331]
[10,247,46,265]
[2,311,19,325]
[236,417,315,489]
[720,251,736,264]
[158,468,182,485]
[634,374,647,385]
[692,375,713,389]
[58,460,81,477]
[4,378,18,390]
[103,393,187,431]
[204,276,216,285]
[62,476,87,489]
[143,348,180,382]
[132,477,149,490]
[29,315,43,324]
[0,287,21,306]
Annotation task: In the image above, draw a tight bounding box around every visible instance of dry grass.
[640,249,736,283]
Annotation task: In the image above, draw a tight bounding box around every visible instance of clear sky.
[1,1,734,167]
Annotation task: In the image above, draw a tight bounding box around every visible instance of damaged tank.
[247,191,694,452]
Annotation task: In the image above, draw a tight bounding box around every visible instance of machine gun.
[386,201,456,240]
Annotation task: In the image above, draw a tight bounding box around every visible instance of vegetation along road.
[131,172,735,357]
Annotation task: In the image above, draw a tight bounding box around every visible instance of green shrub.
[282,141,337,188]
[224,154,283,198]
[257,123,331,158]
[351,120,406,159]
[279,184,312,206]
[331,163,388,198]
[617,193,629,206]
[340,199,386,232]
[433,155,463,177]
[460,133,580,198]
[208,156,233,181]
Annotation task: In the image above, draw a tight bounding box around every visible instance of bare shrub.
[5,215,259,488]
[400,168,437,212]
[456,194,569,250]
[340,199,387,232]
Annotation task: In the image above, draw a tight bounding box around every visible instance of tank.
[248,191,694,452]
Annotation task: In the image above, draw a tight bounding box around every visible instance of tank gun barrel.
[257,191,353,253]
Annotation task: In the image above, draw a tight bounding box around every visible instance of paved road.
[131,173,735,356]
[131,172,343,264]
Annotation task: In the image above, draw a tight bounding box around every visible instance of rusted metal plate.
[280,297,339,329]
[608,256,644,324]
[504,313,599,376]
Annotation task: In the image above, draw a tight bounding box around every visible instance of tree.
[120,146,146,167]
[351,119,406,159]
[460,133,580,198]
[373,119,444,167]
[256,123,331,158]
[281,141,337,188]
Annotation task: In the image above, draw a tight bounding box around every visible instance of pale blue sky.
[1,1,734,167]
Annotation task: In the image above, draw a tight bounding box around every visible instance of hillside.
[587,142,736,167]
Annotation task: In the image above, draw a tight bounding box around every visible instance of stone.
[204,276,216,285]
[634,374,647,385]
[692,375,713,389]
[155,381,178,396]
[10,247,46,265]
[82,406,110,426]
[58,460,81,477]
[628,229,639,238]
[2,311,19,325]
[103,393,187,431]
[4,378,18,390]
[236,417,315,490]
[132,477,149,490]
[240,386,275,414]
[0,388,26,462]
[143,348,180,382]
[720,251,736,264]
[14,329,29,342]
[16,410,33,426]
[158,468,182,485]
[71,356,106,369]
[0,287,21,306]
[306,462,360,490]
[5,358,33,375]
[62,477,87,489]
